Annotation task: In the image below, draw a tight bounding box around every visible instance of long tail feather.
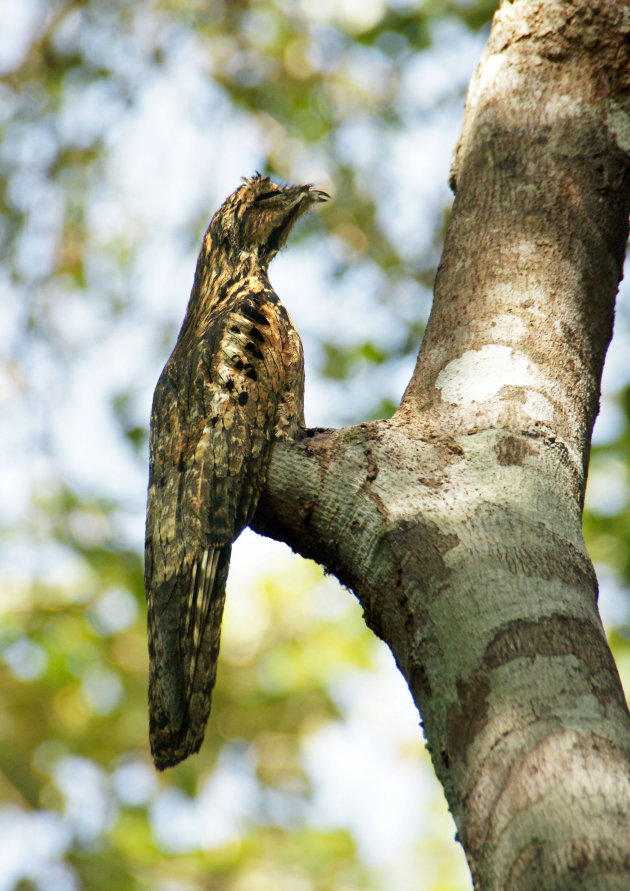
[148,544,231,770]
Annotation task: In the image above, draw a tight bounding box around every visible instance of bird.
[144,173,328,769]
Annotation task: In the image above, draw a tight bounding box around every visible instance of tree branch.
[254,1,630,886]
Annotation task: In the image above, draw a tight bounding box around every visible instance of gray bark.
[253,1,630,887]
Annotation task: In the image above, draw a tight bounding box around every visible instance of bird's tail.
[148,544,231,770]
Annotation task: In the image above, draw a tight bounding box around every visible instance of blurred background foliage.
[0,0,628,889]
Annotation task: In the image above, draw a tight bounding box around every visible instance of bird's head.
[207,174,329,267]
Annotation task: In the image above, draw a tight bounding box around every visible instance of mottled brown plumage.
[144,174,327,769]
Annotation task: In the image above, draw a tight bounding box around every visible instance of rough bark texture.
[253,1,630,888]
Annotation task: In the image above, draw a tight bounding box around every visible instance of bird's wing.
[145,300,284,768]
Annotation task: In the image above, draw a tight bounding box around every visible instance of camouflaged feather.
[145,175,327,769]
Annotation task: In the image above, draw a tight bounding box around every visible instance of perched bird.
[144,174,328,769]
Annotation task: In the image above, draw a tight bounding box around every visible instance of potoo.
[145,175,328,769]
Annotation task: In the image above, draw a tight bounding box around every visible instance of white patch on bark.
[543,92,581,119]
[474,54,507,105]
[608,100,630,152]
[490,313,527,342]
[436,344,553,420]
[523,390,554,422]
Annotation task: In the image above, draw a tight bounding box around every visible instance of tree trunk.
[253,1,630,887]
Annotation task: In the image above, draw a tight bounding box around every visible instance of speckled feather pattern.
[144,175,326,769]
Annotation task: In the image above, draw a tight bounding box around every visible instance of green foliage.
[322,341,388,380]
[1,541,382,887]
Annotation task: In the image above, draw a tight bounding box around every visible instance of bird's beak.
[309,188,330,203]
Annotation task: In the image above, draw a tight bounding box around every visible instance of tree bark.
[253,1,630,887]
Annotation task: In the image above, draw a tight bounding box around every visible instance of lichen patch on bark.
[435,345,553,425]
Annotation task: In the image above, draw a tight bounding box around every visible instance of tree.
[1,0,630,889]
[250,1,630,886]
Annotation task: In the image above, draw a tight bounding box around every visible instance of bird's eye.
[255,190,280,202]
